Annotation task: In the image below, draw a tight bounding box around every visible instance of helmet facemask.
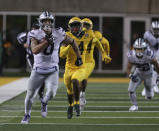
[133,38,147,58]
[134,48,146,58]
[41,19,54,34]
[69,22,82,37]
[83,22,91,30]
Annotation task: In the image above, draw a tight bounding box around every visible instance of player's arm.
[60,44,71,59]
[62,35,83,66]
[127,62,134,76]
[101,37,110,56]
[31,37,48,54]
[151,58,159,74]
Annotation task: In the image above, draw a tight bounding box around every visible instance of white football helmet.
[151,21,159,36]
[39,11,55,34]
[133,38,147,58]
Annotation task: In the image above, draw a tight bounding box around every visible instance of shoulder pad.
[17,32,27,44]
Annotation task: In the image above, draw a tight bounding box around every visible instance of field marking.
[1,123,159,126]
[2,105,159,108]
[1,110,159,113]
[1,116,159,119]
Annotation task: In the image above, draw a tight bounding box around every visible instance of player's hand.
[45,34,53,44]
[102,54,112,64]
[129,74,138,83]
[75,57,83,66]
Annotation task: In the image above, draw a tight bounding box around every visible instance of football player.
[127,38,159,111]
[21,11,82,124]
[60,17,104,119]
[17,22,45,99]
[79,18,112,110]
[141,21,159,96]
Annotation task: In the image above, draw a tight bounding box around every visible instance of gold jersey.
[85,30,104,63]
[64,31,96,69]
[94,31,110,56]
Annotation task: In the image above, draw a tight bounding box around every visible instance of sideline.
[0,77,28,104]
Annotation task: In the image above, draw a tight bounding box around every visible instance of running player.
[142,21,159,96]
[127,38,159,111]
[79,18,112,110]
[60,17,104,119]
[21,11,82,124]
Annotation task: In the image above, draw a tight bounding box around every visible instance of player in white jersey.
[127,38,159,111]
[142,21,159,96]
[17,22,45,99]
[21,11,82,124]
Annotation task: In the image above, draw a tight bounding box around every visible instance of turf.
[0,80,159,131]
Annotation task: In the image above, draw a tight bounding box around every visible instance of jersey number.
[136,63,150,71]
[43,43,54,55]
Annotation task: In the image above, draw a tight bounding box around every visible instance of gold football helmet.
[68,17,83,36]
[82,18,93,30]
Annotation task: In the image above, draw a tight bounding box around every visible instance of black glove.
[129,74,138,83]
[75,57,83,66]
[45,34,53,44]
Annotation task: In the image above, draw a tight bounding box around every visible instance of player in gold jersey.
[60,17,104,119]
[80,18,112,110]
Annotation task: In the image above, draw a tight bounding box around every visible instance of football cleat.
[80,92,87,111]
[67,106,73,119]
[153,86,159,93]
[141,88,146,96]
[129,105,138,111]
[21,114,30,124]
[41,101,47,117]
[74,104,80,116]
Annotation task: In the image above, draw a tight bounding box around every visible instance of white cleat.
[21,114,30,124]
[129,105,138,111]
[141,88,146,96]
[41,102,47,117]
[153,86,159,93]
[80,92,87,111]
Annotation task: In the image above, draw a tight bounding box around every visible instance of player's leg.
[38,83,45,100]
[41,69,59,117]
[80,63,94,110]
[21,70,45,124]
[72,79,80,116]
[128,75,142,111]
[72,68,85,116]
[80,79,87,110]
[144,74,154,99]
[152,70,159,93]
[64,70,74,119]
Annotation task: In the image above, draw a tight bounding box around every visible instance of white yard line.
[1,116,159,119]
[1,123,159,126]
[0,77,28,104]
[2,105,159,108]
[1,110,159,113]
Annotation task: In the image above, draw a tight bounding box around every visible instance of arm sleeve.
[101,37,110,56]
[60,45,71,59]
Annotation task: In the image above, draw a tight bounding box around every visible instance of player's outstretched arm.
[102,37,110,56]
[31,38,48,54]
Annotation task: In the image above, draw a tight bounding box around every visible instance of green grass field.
[0,80,159,131]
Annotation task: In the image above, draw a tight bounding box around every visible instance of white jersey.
[29,27,65,69]
[127,48,155,75]
[144,31,159,52]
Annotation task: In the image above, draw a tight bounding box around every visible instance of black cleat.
[74,104,80,117]
[67,106,73,119]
